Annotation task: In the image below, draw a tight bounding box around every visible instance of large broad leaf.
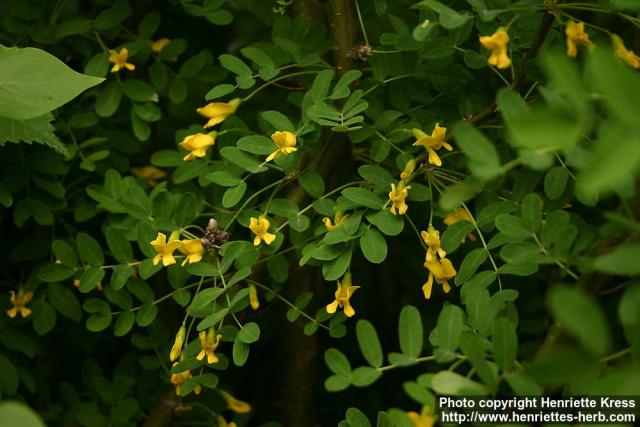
[0,46,104,120]
[0,114,69,157]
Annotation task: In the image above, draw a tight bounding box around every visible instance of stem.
[329,0,357,75]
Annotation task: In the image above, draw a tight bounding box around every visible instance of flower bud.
[170,325,186,362]
[248,284,260,310]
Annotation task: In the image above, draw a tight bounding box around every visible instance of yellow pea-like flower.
[565,21,595,58]
[326,272,360,318]
[108,48,135,73]
[196,98,241,128]
[479,27,511,69]
[266,130,298,162]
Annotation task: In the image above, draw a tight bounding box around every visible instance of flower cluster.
[479,21,640,71]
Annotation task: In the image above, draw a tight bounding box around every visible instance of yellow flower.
[323,212,350,231]
[108,48,135,73]
[170,364,202,396]
[265,131,297,162]
[179,132,216,161]
[611,34,640,69]
[479,27,511,69]
[420,225,447,262]
[6,290,34,318]
[196,98,241,128]
[151,38,171,53]
[565,21,595,57]
[196,329,222,364]
[443,208,477,242]
[389,182,411,215]
[400,158,416,180]
[150,232,183,266]
[326,272,360,318]
[423,257,457,299]
[407,407,436,427]
[412,124,452,166]
[249,215,276,246]
[220,390,252,414]
[170,325,186,362]
[178,239,204,266]
[248,284,260,310]
[217,417,237,427]
[132,166,167,187]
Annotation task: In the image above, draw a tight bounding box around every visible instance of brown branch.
[329,0,356,75]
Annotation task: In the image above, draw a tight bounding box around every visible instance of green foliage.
[1,0,640,425]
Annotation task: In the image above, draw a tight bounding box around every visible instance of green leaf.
[494,214,531,239]
[237,135,275,155]
[587,47,640,124]
[0,114,69,157]
[0,355,18,395]
[122,79,156,102]
[219,54,252,77]
[105,227,133,264]
[38,264,75,282]
[576,120,640,198]
[308,70,334,103]
[464,288,495,336]
[455,248,487,286]
[356,320,383,368]
[33,301,56,335]
[431,371,489,395]
[238,322,260,344]
[351,367,381,387]
[0,46,103,120]
[95,82,122,117]
[398,305,423,358]
[232,337,250,366]
[360,228,387,264]
[498,262,538,276]
[521,193,542,232]
[220,146,267,173]
[190,288,225,311]
[342,188,385,209]
[52,240,77,266]
[441,220,474,253]
[136,303,158,327]
[299,170,325,198]
[205,83,236,101]
[459,332,497,390]
[325,375,350,392]
[544,167,569,200]
[78,268,105,293]
[548,285,610,356]
[222,182,247,208]
[48,283,82,321]
[366,210,404,236]
[618,283,640,355]
[498,89,585,151]
[113,312,135,337]
[322,247,353,281]
[325,348,352,376]
[0,401,46,427]
[330,70,362,99]
[186,263,220,277]
[594,242,640,276]
[429,304,465,353]
[453,123,502,180]
[76,232,104,266]
[358,165,393,188]
[206,170,242,187]
[86,313,112,332]
[345,407,372,427]
[414,0,472,29]
[262,110,295,132]
[492,317,518,372]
